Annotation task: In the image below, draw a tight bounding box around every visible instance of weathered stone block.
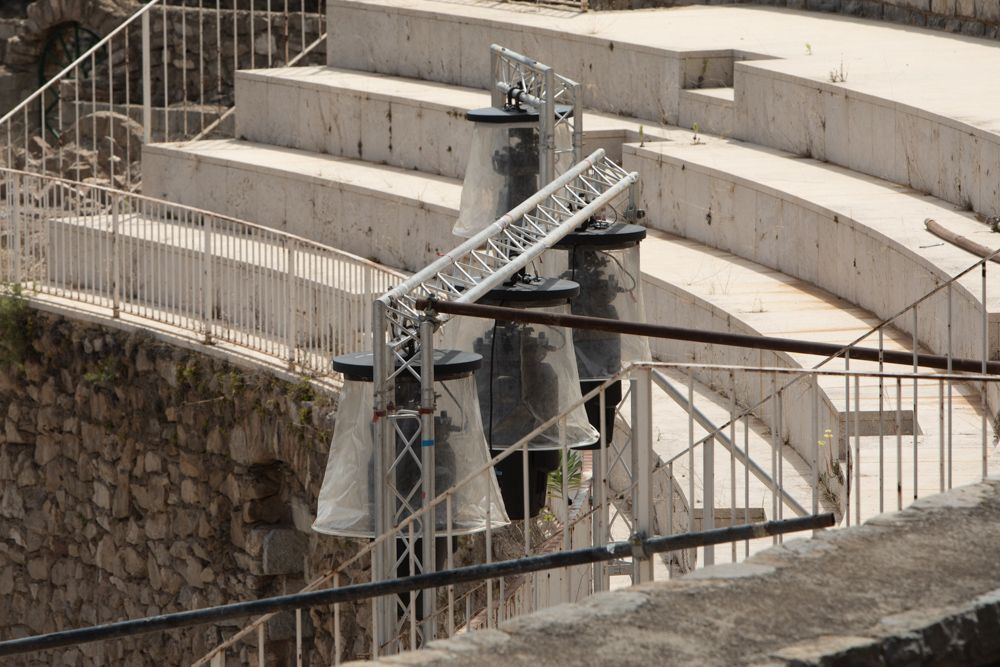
[806,0,843,10]
[91,481,111,510]
[961,17,987,31]
[263,529,308,576]
[34,434,60,466]
[144,513,169,540]
[180,478,200,504]
[5,418,26,444]
[976,0,1000,23]
[885,3,928,21]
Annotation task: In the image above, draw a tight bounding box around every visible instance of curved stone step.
[328,0,1000,214]
[624,139,1000,376]
[233,65,681,179]
[142,138,461,272]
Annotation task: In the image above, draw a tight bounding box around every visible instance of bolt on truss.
[370,147,638,652]
[490,44,583,185]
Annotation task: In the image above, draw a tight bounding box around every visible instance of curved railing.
[1,0,327,190]
[0,167,405,375]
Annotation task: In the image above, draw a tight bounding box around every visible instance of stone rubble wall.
[0,308,375,665]
[591,0,1000,39]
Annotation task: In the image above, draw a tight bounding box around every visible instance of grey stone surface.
[345,479,1000,666]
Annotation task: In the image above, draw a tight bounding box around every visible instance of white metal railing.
[0,167,404,375]
[194,354,997,664]
[0,0,326,190]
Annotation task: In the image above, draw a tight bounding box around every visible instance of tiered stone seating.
[141,0,1000,515]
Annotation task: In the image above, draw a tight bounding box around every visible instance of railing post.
[286,240,297,369]
[202,216,213,343]
[142,10,152,145]
[11,175,20,286]
[592,386,607,593]
[703,435,715,566]
[630,365,654,584]
[295,608,303,667]
[419,316,437,641]
[111,193,120,317]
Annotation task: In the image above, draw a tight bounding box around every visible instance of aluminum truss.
[490,44,584,186]
[370,148,638,653]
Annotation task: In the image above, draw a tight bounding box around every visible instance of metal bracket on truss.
[490,44,583,186]
[369,148,639,653]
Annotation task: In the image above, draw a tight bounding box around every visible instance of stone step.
[623,139,1000,377]
[327,0,1000,215]
[233,65,682,179]
[141,138,461,272]
[678,88,734,138]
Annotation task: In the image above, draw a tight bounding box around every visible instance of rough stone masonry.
[0,309,376,665]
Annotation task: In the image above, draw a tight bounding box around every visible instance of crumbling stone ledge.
[349,479,1000,666]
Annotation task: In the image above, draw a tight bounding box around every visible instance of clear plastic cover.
[444,304,599,450]
[453,122,573,238]
[546,245,650,378]
[313,376,509,538]
[454,122,539,238]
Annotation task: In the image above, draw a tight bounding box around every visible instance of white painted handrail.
[0,167,405,375]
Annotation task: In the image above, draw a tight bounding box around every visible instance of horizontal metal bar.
[416,300,1000,375]
[491,44,551,71]
[0,515,832,657]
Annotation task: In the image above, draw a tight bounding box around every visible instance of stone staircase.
[141,0,1000,520]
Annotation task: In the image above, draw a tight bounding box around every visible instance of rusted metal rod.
[415,298,1000,374]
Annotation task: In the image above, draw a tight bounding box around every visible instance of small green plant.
[0,284,35,368]
[691,122,702,144]
[288,378,315,403]
[829,58,847,83]
[177,359,199,387]
[805,42,812,56]
[547,449,583,499]
[84,357,120,385]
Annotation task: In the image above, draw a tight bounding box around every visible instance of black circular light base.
[478,276,579,308]
[333,349,482,382]
[554,221,647,250]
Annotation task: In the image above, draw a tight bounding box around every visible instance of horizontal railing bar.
[0,514,833,657]
[416,300,1000,374]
